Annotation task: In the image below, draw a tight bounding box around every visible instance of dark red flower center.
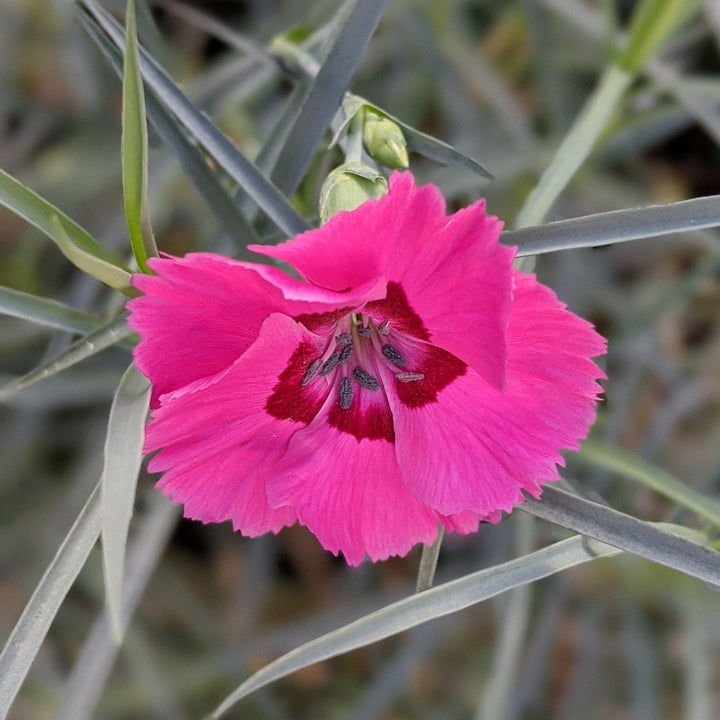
[266,282,466,443]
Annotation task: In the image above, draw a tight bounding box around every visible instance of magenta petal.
[265,418,440,566]
[249,172,447,294]
[388,271,606,516]
[145,313,326,536]
[388,198,513,389]
[251,173,513,388]
[128,254,288,404]
[128,254,387,407]
[128,172,607,565]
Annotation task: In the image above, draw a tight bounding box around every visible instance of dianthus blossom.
[127,172,605,565]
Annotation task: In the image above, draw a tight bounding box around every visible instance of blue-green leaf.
[121,0,157,272]
[101,363,151,643]
[0,170,133,292]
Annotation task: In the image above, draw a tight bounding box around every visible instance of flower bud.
[362,109,409,169]
[319,163,388,224]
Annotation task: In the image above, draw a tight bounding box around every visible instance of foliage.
[2,1,720,718]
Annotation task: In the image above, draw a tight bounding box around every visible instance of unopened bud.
[319,163,388,224]
[362,109,409,169]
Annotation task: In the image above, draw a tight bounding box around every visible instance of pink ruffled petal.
[248,262,387,306]
[145,312,327,537]
[128,253,386,406]
[385,199,513,389]
[265,412,441,566]
[129,254,287,405]
[251,173,513,388]
[249,172,446,293]
[388,271,605,516]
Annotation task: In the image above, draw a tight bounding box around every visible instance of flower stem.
[415,526,444,593]
[344,111,365,164]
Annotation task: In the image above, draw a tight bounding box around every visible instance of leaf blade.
[268,0,388,196]
[121,0,157,272]
[504,194,720,256]
[0,315,134,400]
[0,285,105,335]
[0,170,132,291]
[0,483,102,720]
[101,363,152,642]
[80,15,260,250]
[210,535,622,717]
[578,440,720,529]
[79,0,308,238]
[522,485,720,586]
[59,498,178,720]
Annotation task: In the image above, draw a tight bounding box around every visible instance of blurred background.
[2,0,720,718]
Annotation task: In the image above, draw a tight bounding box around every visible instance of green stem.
[416,526,444,593]
[344,111,364,164]
[515,64,631,229]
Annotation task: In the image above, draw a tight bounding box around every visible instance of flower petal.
[145,312,327,536]
[128,253,385,406]
[388,271,606,516]
[129,254,288,405]
[383,197,513,389]
[265,410,441,565]
[248,172,446,293]
[251,172,514,388]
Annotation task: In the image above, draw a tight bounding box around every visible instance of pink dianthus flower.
[127,172,605,565]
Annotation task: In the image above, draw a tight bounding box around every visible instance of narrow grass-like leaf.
[617,0,697,74]
[0,315,133,400]
[0,285,105,334]
[60,497,178,720]
[522,485,720,586]
[402,120,494,179]
[0,482,102,720]
[267,0,388,196]
[547,0,720,153]
[79,0,308,238]
[122,0,157,272]
[51,215,134,294]
[81,15,260,249]
[577,440,720,529]
[0,170,132,292]
[210,535,622,717]
[504,194,720,256]
[101,363,151,643]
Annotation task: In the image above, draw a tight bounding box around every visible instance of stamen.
[319,351,341,376]
[381,343,406,367]
[357,326,373,338]
[338,343,353,363]
[301,358,322,386]
[339,377,353,410]
[336,332,352,346]
[352,366,380,391]
[378,319,390,335]
[395,371,425,383]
